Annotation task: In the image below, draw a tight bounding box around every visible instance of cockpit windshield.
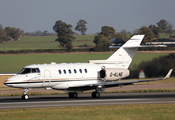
[18,68,40,74]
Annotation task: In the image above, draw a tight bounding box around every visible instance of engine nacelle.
[99,68,130,81]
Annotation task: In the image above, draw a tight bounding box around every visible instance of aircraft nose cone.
[4,82,7,86]
[4,80,13,87]
[4,81,10,87]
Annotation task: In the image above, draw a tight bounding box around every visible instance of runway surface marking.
[1,98,175,109]
[0,98,146,105]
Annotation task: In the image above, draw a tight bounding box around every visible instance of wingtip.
[164,69,173,79]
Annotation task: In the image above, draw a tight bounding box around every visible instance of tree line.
[0,25,24,43]
[0,19,174,51]
[53,19,174,51]
[53,19,88,51]
[137,53,175,77]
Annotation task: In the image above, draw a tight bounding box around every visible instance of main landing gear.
[68,92,78,98]
[91,91,100,98]
[22,89,29,100]
[68,91,100,98]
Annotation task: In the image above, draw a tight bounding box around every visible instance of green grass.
[130,53,167,70]
[19,36,57,42]
[0,53,110,73]
[0,53,167,73]
[0,35,96,51]
[74,34,96,41]
[0,104,175,119]
[1,33,174,51]
[159,33,175,38]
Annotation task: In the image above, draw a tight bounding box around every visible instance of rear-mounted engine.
[99,68,130,81]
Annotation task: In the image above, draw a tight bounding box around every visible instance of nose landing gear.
[22,89,29,100]
[22,94,29,100]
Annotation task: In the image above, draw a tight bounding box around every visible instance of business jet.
[4,35,173,100]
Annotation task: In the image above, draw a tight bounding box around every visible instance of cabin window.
[32,68,36,73]
[63,70,66,74]
[35,68,40,73]
[18,68,40,74]
[79,69,82,73]
[58,70,61,74]
[18,68,31,74]
[69,69,71,74]
[74,69,77,74]
[84,69,87,73]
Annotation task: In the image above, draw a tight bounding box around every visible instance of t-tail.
[89,35,166,69]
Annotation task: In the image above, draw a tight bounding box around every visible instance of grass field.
[0,35,96,51]
[159,33,175,38]
[1,33,174,51]
[0,53,167,73]
[0,104,175,119]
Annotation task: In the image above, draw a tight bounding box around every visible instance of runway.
[0,92,175,110]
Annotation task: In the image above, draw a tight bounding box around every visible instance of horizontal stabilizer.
[109,45,167,49]
[123,45,167,48]
[88,60,122,64]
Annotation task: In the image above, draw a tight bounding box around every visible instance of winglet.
[164,69,173,79]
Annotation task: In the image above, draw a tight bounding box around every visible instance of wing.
[69,69,173,89]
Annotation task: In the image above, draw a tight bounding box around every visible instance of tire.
[92,91,100,98]
[69,92,77,98]
[72,92,78,98]
[22,94,29,100]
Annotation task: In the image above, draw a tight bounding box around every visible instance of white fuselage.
[5,62,122,92]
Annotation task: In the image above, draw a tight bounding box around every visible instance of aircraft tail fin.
[89,35,166,69]
[107,35,144,68]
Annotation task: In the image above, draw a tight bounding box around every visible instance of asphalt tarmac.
[0,92,175,110]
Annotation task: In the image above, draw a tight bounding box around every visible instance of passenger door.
[42,70,51,87]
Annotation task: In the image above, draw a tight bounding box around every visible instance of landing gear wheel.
[22,94,29,100]
[69,92,78,98]
[92,91,100,98]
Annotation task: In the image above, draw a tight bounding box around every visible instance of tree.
[148,24,163,40]
[94,35,111,51]
[20,30,25,36]
[53,20,75,50]
[120,29,128,41]
[99,26,116,39]
[138,53,175,77]
[148,25,163,35]
[34,30,42,36]
[75,19,87,35]
[93,26,115,51]
[0,29,7,43]
[157,19,168,33]
[42,30,48,36]
[136,26,154,43]
[0,25,23,42]
[0,24,3,30]
[112,34,125,45]
[4,27,21,40]
[167,22,174,37]
[0,24,6,42]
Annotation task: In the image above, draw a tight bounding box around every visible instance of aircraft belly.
[51,79,99,90]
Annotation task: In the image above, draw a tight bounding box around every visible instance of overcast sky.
[0,0,175,34]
